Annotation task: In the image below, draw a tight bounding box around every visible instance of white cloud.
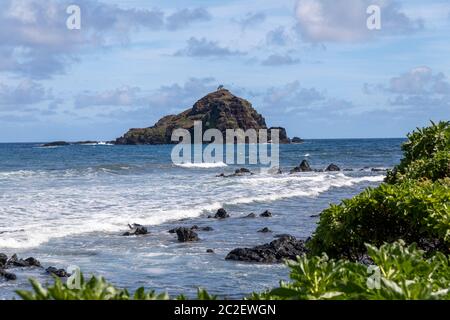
[175,37,244,57]
[0,80,51,109]
[295,0,423,42]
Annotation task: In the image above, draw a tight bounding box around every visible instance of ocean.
[0,139,404,299]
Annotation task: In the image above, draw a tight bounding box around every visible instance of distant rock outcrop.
[115,89,291,145]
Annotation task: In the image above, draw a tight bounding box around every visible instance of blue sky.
[0,0,449,141]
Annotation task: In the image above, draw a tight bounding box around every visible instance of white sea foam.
[176,162,228,168]
[0,169,384,249]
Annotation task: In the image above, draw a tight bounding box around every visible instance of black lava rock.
[325,163,341,172]
[123,223,148,236]
[176,227,199,242]
[260,210,272,217]
[46,266,70,278]
[225,235,308,263]
[214,208,230,219]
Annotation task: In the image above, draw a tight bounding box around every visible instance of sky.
[0,0,449,142]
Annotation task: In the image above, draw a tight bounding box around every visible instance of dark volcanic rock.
[176,227,199,242]
[0,253,7,267]
[46,266,70,278]
[123,223,148,236]
[7,254,41,268]
[115,89,290,145]
[291,137,304,144]
[213,208,229,219]
[24,257,41,267]
[225,236,308,263]
[290,160,312,173]
[260,210,272,218]
[206,249,215,253]
[0,269,16,281]
[235,168,252,175]
[258,227,272,233]
[42,141,70,147]
[325,163,341,172]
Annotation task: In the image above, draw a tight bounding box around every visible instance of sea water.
[0,139,403,298]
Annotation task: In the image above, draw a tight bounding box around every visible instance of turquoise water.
[0,139,403,298]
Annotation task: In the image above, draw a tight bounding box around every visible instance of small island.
[115,89,293,145]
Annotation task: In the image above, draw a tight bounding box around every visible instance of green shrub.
[386,121,450,183]
[251,241,450,300]
[308,179,450,259]
[16,274,216,300]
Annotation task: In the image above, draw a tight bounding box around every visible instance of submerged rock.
[42,141,70,147]
[0,269,16,281]
[244,213,256,218]
[225,235,308,263]
[325,164,341,172]
[260,210,272,218]
[0,253,7,267]
[46,266,70,278]
[122,223,148,236]
[176,227,199,242]
[258,227,272,233]
[212,208,229,219]
[206,249,215,253]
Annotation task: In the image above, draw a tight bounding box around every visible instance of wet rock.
[190,225,213,232]
[235,168,252,175]
[176,227,199,242]
[7,254,40,268]
[291,137,304,144]
[371,168,387,172]
[226,235,308,263]
[274,234,292,238]
[46,266,70,278]
[0,269,16,281]
[24,257,41,267]
[206,249,215,253]
[123,223,148,236]
[325,164,340,172]
[213,208,229,219]
[42,141,70,147]
[244,213,256,218]
[0,253,7,267]
[258,227,272,233]
[290,160,312,173]
[260,210,272,218]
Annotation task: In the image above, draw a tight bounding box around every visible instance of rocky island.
[115,89,292,145]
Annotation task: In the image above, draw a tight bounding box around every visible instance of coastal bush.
[251,241,450,300]
[17,242,450,300]
[308,179,450,259]
[386,121,450,183]
[16,274,216,300]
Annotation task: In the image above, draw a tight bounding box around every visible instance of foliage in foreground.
[16,274,216,300]
[308,179,450,259]
[251,241,450,300]
[386,121,450,183]
[309,121,450,259]
[16,242,450,300]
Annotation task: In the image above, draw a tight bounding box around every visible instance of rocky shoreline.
[1,160,388,285]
